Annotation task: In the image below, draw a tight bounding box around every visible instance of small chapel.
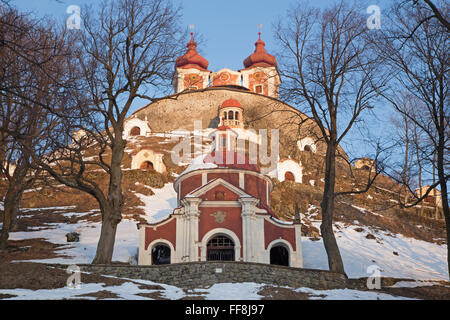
[136,32,306,268]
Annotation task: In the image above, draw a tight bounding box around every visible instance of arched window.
[223,111,227,120]
[234,111,239,120]
[304,145,312,152]
[270,244,289,266]
[152,244,171,265]
[130,126,141,136]
[140,161,154,170]
[207,235,235,261]
[228,110,234,120]
[284,171,295,181]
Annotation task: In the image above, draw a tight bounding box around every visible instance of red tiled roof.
[220,98,242,109]
[243,32,277,69]
[176,32,209,71]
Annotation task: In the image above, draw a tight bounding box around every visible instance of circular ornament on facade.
[253,71,265,80]
[189,74,200,82]
[211,210,227,223]
[219,72,231,81]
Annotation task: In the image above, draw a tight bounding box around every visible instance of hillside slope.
[0,131,447,283]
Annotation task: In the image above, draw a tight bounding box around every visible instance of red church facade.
[138,112,303,268]
[137,32,303,268]
[138,162,303,267]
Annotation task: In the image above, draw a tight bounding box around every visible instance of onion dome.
[176,32,209,71]
[243,32,277,69]
[203,150,260,173]
[220,98,243,109]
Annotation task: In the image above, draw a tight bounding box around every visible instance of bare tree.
[376,2,449,276]
[0,7,74,249]
[274,1,387,274]
[402,0,450,32]
[37,0,183,264]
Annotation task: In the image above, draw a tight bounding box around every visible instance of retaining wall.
[73,261,349,289]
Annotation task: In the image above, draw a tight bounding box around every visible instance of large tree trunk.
[320,141,346,274]
[91,133,124,264]
[0,161,28,250]
[437,122,450,279]
[0,186,22,250]
[92,207,120,264]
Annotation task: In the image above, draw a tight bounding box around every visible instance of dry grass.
[0,261,125,290]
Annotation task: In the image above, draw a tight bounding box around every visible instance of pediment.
[185,178,251,199]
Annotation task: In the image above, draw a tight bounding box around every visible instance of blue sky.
[12,0,311,69]
[11,0,391,158]
[11,0,383,71]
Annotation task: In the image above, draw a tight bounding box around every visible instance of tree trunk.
[92,207,120,264]
[437,133,450,279]
[91,132,124,264]
[320,141,346,274]
[0,187,22,250]
[0,206,13,251]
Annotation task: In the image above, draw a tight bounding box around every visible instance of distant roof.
[220,98,242,109]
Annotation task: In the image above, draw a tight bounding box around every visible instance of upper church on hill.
[172,32,281,98]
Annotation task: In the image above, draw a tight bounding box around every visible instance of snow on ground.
[21,205,77,212]
[350,204,383,217]
[0,277,412,300]
[7,182,178,264]
[302,222,449,280]
[294,287,415,300]
[389,280,450,288]
[6,195,448,280]
[0,278,183,300]
[136,183,177,223]
[9,218,139,265]
[190,282,265,300]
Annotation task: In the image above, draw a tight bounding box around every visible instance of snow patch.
[135,183,177,223]
[302,222,449,280]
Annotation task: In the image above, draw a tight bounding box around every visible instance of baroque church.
[126,32,326,268]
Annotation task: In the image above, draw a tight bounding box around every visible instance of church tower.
[240,33,281,98]
[173,32,211,93]
[218,98,244,129]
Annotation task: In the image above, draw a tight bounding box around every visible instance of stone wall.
[74,261,348,290]
[131,87,348,162]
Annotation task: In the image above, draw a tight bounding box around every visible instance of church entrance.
[130,126,141,136]
[152,244,170,265]
[270,244,289,266]
[207,235,235,261]
[284,171,295,181]
[140,161,154,170]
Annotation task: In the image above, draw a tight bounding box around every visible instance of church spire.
[175,32,209,71]
[243,32,277,69]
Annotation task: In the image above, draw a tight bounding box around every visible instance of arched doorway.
[304,145,312,152]
[284,171,295,181]
[152,244,170,265]
[130,126,141,136]
[140,161,154,170]
[207,235,235,261]
[270,244,289,266]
